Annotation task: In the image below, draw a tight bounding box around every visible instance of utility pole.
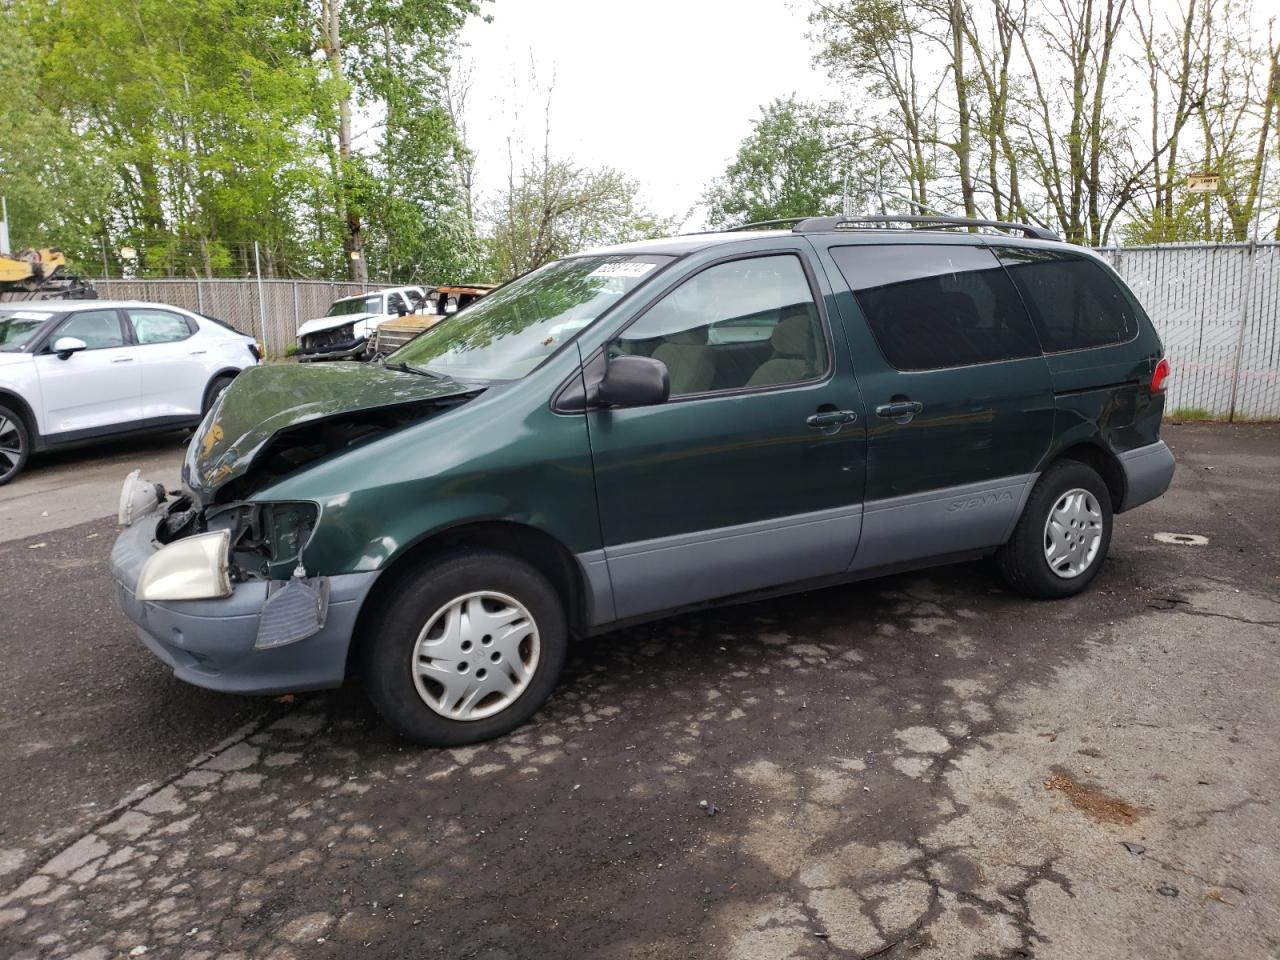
[254,240,269,356]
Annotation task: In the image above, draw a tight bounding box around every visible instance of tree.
[20,0,328,277]
[487,159,675,280]
[311,0,481,282]
[702,98,873,227]
[0,13,107,267]
[811,0,938,210]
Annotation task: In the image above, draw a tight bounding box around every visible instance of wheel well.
[1054,443,1126,510]
[0,390,37,441]
[345,521,588,677]
[203,368,240,409]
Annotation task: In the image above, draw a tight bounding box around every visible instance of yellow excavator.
[0,247,96,300]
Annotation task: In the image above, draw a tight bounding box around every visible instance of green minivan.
[112,216,1175,745]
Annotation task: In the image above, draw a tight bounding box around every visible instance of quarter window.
[995,248,1138,352]
[128,308,194,345]
[54,310,125,349]
[831,245,1041,371]
[615,254,827,396]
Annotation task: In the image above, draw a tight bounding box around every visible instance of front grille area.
[300,324,356,354]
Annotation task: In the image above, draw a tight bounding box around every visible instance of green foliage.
[0,13,109,267]
[7,0,484,280]
[702,98,877,228]
[1168,406,1213,421]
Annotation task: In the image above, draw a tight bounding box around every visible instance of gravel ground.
[0,422,1276,960]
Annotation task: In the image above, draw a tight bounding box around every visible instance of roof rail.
[724,218,811,232]
[792,214,1060,242]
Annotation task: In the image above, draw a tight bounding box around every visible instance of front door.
[586,247,867,620]
[819,241,1054,571]
[34,308,142,436]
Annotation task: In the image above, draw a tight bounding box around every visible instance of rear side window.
[128,308,194,344]
[830,245,1040,371]
[994,247,1137,352]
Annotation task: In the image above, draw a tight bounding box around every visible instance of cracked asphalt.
[0,422,1277,960]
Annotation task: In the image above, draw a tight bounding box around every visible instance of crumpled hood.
[184,362,472,502]
[296,312,381,338]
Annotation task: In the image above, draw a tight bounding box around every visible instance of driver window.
[53,310,125,350]
[614,254,827,396]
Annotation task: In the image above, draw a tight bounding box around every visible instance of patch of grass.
[284,343,300,358]
[1167,406,1214,421]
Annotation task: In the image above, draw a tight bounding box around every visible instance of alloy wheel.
[0,414,25,482]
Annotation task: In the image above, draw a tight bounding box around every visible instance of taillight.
[248,342,263,361]
[1151,357,1170,393]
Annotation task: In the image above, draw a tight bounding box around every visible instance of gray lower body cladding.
[111,517,378,694]
[586,475,1037,625]
[1117,440,1176,512]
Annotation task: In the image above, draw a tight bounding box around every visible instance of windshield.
[390,255,672,380]
[0,309,56,352]
[326,295,382,317]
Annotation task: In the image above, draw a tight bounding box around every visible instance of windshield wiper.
[384,360,448,380]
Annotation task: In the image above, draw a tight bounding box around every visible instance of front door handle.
[188,350,208,355]
[112,357,135,363]
[875,400,923,419]
[806,409,858,428]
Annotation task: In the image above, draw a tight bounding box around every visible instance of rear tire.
[361,549,568,746]
[0,404,30,486]
[203,374,236,413]
[997,460,1112,599]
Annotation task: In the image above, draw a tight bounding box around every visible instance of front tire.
[361,549,568,746]
[997,460,1113,599]
[0,404,31,486]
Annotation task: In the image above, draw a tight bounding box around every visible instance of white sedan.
[0,300,260,484]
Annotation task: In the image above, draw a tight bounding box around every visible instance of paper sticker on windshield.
[589,261,657,279]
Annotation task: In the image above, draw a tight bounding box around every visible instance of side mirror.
[396,304,408,316]
[52,336,88,360]
[595,355,670,408]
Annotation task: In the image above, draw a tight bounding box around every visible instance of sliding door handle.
[875,400,923,419]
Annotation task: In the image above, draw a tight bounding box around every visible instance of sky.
[457,0,831,230]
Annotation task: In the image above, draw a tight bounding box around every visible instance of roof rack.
[792,214,1060,242]
[724,218,811,232]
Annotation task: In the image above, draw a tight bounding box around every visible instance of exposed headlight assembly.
[118,469,166,526]
[136,530,233,601]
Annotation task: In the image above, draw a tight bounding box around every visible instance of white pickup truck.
[295,286,427,361]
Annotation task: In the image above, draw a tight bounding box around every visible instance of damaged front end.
[111,362,480,681]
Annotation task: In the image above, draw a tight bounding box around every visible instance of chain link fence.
[1096,242,1280,420]
[91,245,1280,419]
[93,279,400,359]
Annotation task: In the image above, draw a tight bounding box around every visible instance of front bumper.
[1118,440,1176,512]
[297,337,368,361]
[111,517,378,694]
